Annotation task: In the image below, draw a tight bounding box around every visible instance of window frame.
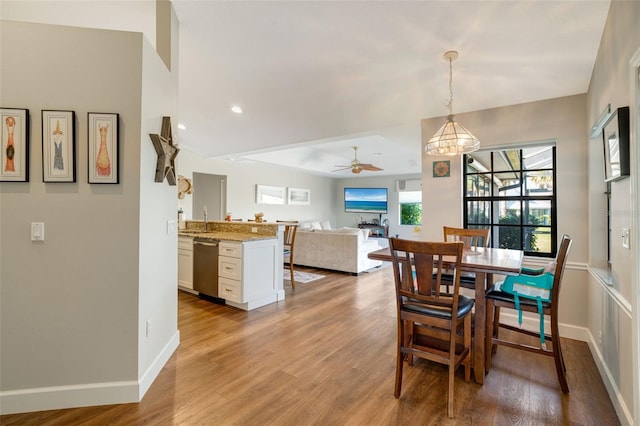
[463,144,557,258]
[399,190,422,226]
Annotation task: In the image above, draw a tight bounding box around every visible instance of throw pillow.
[320,220,332,230]
[310,221,322,230]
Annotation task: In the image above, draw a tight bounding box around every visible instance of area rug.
[283,269,325,284]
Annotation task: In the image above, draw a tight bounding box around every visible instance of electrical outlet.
[146,320,151,337]
[598,331,603,346]
[251,227,258,233]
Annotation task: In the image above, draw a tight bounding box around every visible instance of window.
[399,190,422,225]
[463,144,557,257]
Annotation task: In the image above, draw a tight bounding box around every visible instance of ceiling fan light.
[425,115,480,156]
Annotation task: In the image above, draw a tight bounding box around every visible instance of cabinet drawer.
[178,237,193,251]
[219,256,242,280]
[219,277,241,303]
[219,242,241,258]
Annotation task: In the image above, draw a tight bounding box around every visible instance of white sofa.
[293,227,384,274]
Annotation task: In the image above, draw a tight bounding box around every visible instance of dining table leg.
[473,272,488,384]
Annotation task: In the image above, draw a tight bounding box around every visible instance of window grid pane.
[463,146,556,257]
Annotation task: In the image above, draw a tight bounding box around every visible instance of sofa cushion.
[298,221,312,230]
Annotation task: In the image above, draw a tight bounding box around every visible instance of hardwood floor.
[1,266,620,425]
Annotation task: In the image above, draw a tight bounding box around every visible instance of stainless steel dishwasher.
[193,236,222,302]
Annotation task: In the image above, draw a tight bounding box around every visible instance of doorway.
[192,172,227,221]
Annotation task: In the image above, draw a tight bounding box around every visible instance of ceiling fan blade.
[359,163,383,171]
[332,166,352,172]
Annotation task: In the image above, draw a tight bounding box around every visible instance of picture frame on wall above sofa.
[256,184,285,204]
[288,187,311,205]
[1,107,29,182]
[42,110,75,183]
[88,112,119,184]
[602,106,630,182]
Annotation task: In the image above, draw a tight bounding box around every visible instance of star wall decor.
[149,116,179,185]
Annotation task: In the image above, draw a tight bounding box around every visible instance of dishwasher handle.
[193,241,219,247]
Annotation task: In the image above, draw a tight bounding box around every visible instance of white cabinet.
[178,236,194,292]
[218,239,281,310]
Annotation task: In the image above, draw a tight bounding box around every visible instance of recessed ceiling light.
[231,106,243,114]
[177,123,186,130]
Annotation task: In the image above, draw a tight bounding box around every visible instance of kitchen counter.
[178,230,276,242]
[179,220,279,242]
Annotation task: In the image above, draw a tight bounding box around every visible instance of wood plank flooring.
[1,266,620,425]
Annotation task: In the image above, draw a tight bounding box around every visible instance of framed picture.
[433,160,450,178]
[256,184,285,205]
[42,110,75,182]
[88,112,119,184]
[288,187,311,205]
[1,108,29,182]
[602,106,630,182]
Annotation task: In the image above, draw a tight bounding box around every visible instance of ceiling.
[171,0,610,177]
[3,1,611,178]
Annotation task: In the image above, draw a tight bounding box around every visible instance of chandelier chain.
[447,55,454,116]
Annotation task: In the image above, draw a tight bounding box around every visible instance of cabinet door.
[178,248,193,289]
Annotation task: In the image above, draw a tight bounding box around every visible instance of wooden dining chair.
[442,226,490,290]
[278,221,298,289]
[485,234,572,393]
[389,237,474,418]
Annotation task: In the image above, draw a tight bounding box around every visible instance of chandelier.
[425,51,480,156]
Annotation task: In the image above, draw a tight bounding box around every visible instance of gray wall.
[420,94,590,330]
[0,17,179,413]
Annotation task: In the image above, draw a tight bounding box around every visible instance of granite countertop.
[178,230,276,242]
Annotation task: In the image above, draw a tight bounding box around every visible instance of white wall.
[0,17,179,413]
[586,1,640,423]
[137,5,180,398]
[176,148,338,224]
[334,174,422,239]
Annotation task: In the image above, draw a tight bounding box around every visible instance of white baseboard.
[139,330,180,399]
[497,311,632,425]
[585,330,634,426]
[0,331,181,415]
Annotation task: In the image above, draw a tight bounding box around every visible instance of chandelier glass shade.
[425,51,480,156]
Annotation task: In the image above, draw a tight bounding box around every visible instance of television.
[344,187,388,214]
[602,106,630,182]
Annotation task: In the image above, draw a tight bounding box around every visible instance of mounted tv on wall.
[602,106,630,182]
[344,187,388,214]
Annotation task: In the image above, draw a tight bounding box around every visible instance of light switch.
[167,219,177,235]
[31,222,44,241]
[622,228,630,249]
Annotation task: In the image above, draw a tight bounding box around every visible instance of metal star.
[150,116,179,185]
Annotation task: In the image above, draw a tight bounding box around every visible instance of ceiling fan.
[333,146,383,174]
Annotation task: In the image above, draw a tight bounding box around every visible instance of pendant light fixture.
[425,50,480,156]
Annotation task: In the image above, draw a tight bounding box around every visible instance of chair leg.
[551,315,569,393]
[447,339,455,418]
[394,321,405,398]
[289,262,296,289]
[485,299,495,372]
[491,306,501,355]
[464,314,471,382]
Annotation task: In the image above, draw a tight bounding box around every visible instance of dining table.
[368,244,524,384]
